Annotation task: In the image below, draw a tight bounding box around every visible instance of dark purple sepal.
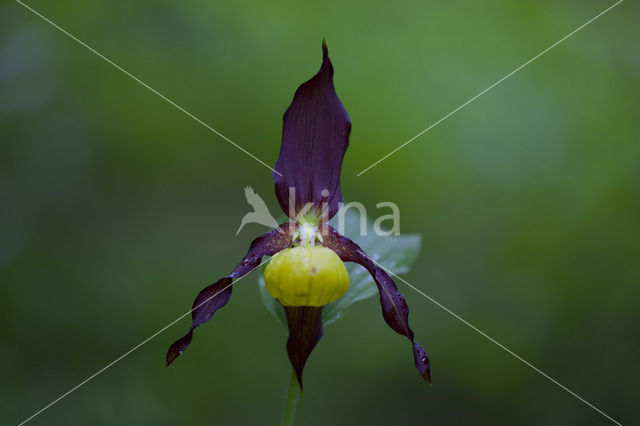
[273,40,351,220]
[166,223,295,366]
[283,306,324,389]
[320,226,431,384]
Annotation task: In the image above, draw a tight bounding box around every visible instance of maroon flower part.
[166,224,295,365]
[167,41,430,388]
[273,41,351,219]
[320,226,431,383]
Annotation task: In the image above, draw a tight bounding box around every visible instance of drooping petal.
[166,223,295,366]
[273,40,351,220]
[283,306,324,389]
[320,226,431,384]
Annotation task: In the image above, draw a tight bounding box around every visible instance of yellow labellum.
[264,246,349,307]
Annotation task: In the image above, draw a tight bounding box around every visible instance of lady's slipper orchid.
[166,41,430,388]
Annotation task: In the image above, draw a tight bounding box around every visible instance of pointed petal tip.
[320,39,332,74]
[295,371,304,391]
[165,339,184,366]
[425,370,432,386]
[166,331,194,367]
[165,350,178,367]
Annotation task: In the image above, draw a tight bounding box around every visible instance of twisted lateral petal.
[273,41,351,220]
[166,223,295,366]
[320,226,431,384]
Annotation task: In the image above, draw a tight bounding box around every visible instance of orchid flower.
[166,41,430,388]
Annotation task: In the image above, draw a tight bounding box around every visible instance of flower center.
[264,246,349,307]
[298,223,318,247]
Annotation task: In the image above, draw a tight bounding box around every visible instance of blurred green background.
[1,0,639,424]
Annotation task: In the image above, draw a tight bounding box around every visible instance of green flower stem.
[281,369,300,426]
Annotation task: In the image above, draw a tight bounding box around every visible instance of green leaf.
[257,209,422,327]
[258,267,287,327]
